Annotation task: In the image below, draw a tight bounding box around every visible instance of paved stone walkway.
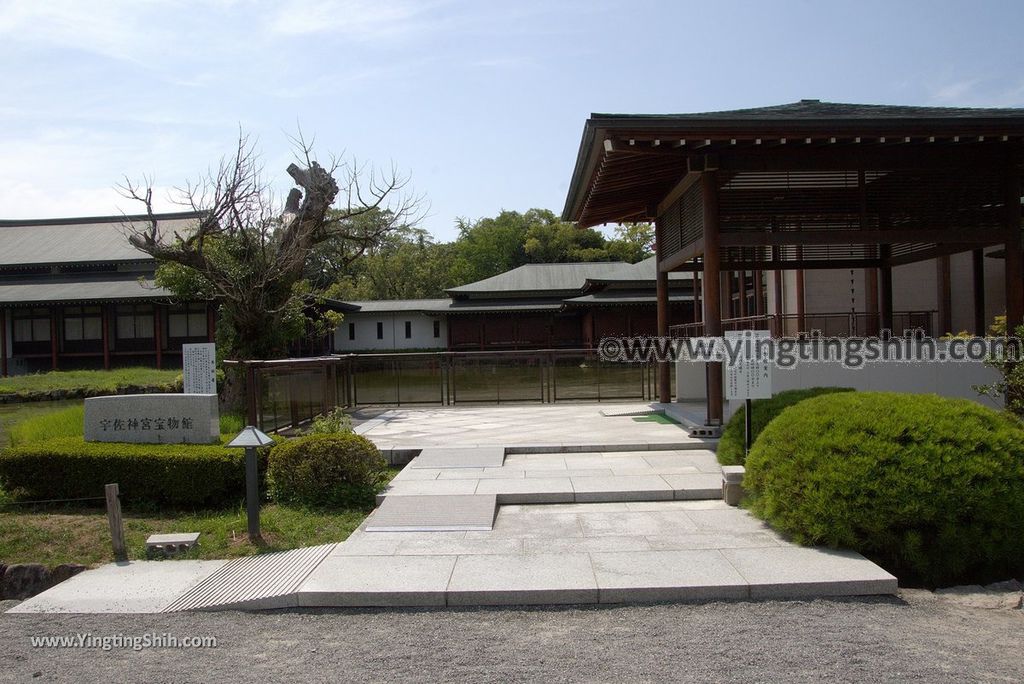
[11,404,897,612]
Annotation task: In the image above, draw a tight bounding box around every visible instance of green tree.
[605,222,655,263]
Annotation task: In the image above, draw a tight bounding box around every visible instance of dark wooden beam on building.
[973,248,987,335]
[795,246,806,332]
[772,246,784,318]
[865,267,879,336]
[1004,170,1024,332]
[102,306,111,370]
[693,267,702,323]
[702,171,724,426]
[753,270,764,316]
[937,255,952,335]
[0,309,7,377]
[50,309,58,371]
[879,245,894,332]
[154,306,163,370]
[655,217,671,403]
[719,229,995,248]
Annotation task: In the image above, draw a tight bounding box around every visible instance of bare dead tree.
[118,132,424,359]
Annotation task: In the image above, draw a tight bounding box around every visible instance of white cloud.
[265,0,436,39]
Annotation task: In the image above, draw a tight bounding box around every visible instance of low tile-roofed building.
[0,212,213,376]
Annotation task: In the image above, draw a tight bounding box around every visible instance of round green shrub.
[267,433,387,508]
[745,391,1024,587]
[717,386,854,466]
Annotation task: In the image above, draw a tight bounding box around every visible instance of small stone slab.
[591,549,749,603]
[446,552,598,605]
[299,555,456,607]
[411,446,505,469]
[364,494,497,532]
[146,533,200,556]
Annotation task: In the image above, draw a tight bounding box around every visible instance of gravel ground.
[1,591,1021,683]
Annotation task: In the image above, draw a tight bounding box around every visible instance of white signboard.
[182,343,217,395]
[724,330,773,400]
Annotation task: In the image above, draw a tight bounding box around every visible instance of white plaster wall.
[676,342,1002,414]
[333,313,446,352]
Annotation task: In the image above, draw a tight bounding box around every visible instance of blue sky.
[1,0,1022,241]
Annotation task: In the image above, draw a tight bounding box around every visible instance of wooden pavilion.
[562,100,1024,424]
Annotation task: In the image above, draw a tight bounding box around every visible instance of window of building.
[376,321,384,340]
[348,322,355,341]
[404,321,412,339]
[116,304,154,339]
[433,320,441,338]
[12,307,50,343]
[63,306,102,341]
[167,303,207,338]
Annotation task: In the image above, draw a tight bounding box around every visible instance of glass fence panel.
[352,357,400,405]
[595,360,646,400]
[552,354,601,400]
[449,357,500,403]
[396,357,443,405]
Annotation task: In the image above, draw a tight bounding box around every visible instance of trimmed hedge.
[745,391,1024,587]
[0,436,267,508]
[268,433,387,508]
[717,387,854,466]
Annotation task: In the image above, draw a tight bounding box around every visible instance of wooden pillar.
[937,255,952,336]
[972,248,986,335]
[864,267,879,336]
[50,308,58,371]
[0,308,7,377]
[879,245,894,333]
[795,246,806,333]
[753,270,764,316]
[154,305,163,369]
[101,305,110,370]
[737,270,748,318]
[693,268,701,324]
[207,304,216,343]
[702,171,723,425]
[655,217,671,403]
[1004,170,1023,333]
[721,272,732,320]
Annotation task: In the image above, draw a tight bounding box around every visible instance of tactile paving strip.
[163,544,334,612]
[364,494,498,532]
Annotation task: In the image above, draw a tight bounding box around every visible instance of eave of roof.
[562,100,1024,223]
[0,274,173,306]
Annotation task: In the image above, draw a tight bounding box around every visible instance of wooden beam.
[973,248,987,335]
[879,245,894,332]
[0,308,7,378]
[719,228,996,247]
[50,308,58,371]
[656,171,700,216]
[102,305,110,371]
[702,171,723,425]
[655,217,671,403]
[753,269,764,316]
[660,238,705,272]
[937,255,952,335]
[1004,170,1023,332]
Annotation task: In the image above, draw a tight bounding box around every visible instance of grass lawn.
[0,502,377,567]
[0,367,181,396]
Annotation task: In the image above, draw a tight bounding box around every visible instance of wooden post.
[655,217,671,403]
[753,270,764,316]
[937,255,952,336]
[246,362,258,426]
[795,247,806,333]
[105,483,128,563]
[865,267,879,336]
[972,248,987,335]
[207,304,216,343]
[154,306,163,370]
[879,245,894,333]
[1004,170,1023,333]
[737,270,748,318]
[0,308,7,378]
[772,245,784,335]
[723,271,734,319]
[693,268,702,324]
[101,305,111,370]
[50,308,58,371]
[702,171,724,425]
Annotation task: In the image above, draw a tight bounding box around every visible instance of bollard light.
[226,426,274,542]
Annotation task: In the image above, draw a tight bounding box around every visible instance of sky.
[1,0,1023,242]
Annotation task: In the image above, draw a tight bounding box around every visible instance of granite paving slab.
[364,494,497,532]
[411,446,506,469]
